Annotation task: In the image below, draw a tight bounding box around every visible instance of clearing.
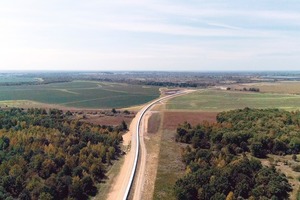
[259,154,300,200]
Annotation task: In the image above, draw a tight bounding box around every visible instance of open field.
[0,81,160,109]
[230,81,300,94]
[167,89,300,111]
[153,129,186,200]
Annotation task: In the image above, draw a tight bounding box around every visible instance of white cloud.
[0,0,300,71]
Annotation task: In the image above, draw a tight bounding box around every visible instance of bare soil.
[163,111,217,130]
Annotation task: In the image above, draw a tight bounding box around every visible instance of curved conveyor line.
[122,91,188,200]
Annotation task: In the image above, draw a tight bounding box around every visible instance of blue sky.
[0,0,300,71]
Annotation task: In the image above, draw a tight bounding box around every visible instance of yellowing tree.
[226,191,234,200]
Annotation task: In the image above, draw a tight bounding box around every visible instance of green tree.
[81,175,97,196]
[251,142,266,158]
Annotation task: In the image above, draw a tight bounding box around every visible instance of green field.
[230,81,300,94]
[167,89,300,111]
[153,130,185,200]
[0,81,160,108]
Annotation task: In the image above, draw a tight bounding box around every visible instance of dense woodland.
[174,108,299,200]
[0,108,125,200]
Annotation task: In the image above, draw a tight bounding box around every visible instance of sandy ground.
[106,111,139,200]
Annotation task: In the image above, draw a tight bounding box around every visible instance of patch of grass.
[153,130,185,200]
[148,113,161,133]
[0,81,160,109]
[95,156,125,200]
[167,90,300,111]
[292,165,300,172]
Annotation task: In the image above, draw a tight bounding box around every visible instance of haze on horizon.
[0,0,300,71]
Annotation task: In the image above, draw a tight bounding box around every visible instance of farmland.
[167,89,300,111]
[232,81,300,94]
[0,81,160,109]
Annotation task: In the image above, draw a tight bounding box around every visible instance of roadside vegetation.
[153,130,185,200]
[0,108,127,200]
[173,108,300,199]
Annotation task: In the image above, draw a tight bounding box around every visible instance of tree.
[226,191,234,200]
[39,159,57,179]
[39,192,53,200]
[81,175,97,196]
[292,154,297,161]
[91,164,105,181]
[18,189,31,200]
[121,120,127,130]
[69,176,85,200]
[251,142,266,158]
[123,110,130,114]
[111,108,117,114]
[0,136,10,150]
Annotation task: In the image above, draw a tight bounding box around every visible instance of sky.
[0,0,300,71]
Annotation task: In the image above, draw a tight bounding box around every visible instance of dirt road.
[106,110,140,200]
[106,90,195,200]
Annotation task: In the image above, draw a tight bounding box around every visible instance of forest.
[0,108,125,200]
[174,108,299,200]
